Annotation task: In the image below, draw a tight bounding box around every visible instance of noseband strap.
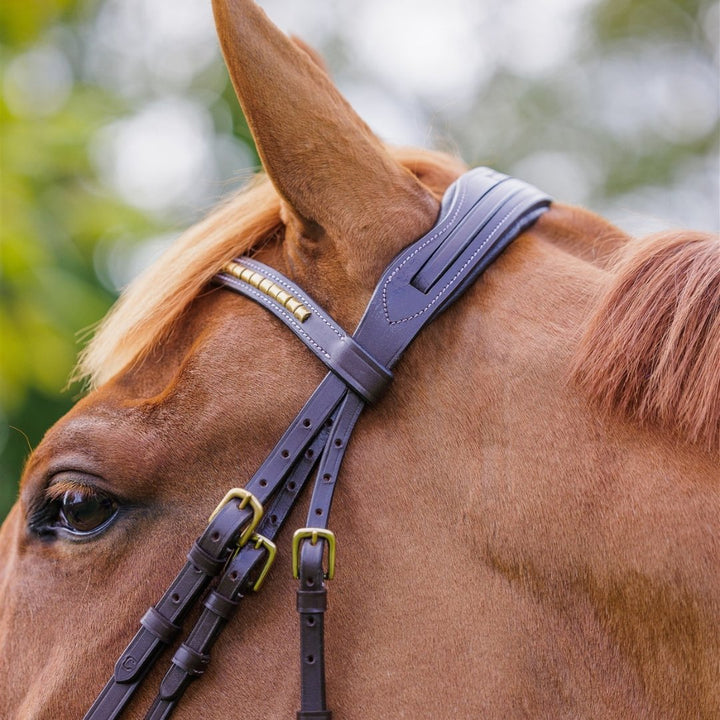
[84,167,551,720]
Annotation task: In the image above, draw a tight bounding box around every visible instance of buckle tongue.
[292,528,336,580]
[248,534,277,591]
[208,488,264,547]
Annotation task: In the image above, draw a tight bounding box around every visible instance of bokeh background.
[1,0,718,521]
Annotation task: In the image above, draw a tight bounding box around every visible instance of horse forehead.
[24,289,323,482]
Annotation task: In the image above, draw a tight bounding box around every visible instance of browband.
[84,167,551,720]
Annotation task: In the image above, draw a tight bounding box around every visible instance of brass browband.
[222,261,312,322]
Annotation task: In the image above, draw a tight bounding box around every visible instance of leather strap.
[84,499,259,720]
[143,425,333,720]
[290,168,550,719]
[85,167,551,720]
[216,259,393,403]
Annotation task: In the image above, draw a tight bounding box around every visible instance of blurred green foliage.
[0,0,718,522]
[1,0,159,515]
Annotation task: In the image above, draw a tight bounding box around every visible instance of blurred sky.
[6,0,717,294]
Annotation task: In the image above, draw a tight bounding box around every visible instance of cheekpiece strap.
[85,167,551,720]
[215,166,551,720]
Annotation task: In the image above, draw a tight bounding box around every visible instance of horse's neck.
[329,223,718,715]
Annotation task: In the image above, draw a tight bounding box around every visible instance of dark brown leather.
[84,168,551,720]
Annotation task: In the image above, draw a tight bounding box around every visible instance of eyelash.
[29,480,120,540]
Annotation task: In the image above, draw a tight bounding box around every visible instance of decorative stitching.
[220,273,387,397]
[384,184,468,284]
[380,183,468,320]
[221,275,332,359]
[383,205,518,324]
[242,259,346,342]
[239,258,390,385]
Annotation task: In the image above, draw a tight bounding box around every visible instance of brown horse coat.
[1,1,718,718]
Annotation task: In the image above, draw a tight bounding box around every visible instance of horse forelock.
[73,146,465,390]
[572,230,720,453]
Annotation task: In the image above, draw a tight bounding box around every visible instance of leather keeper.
[297,711,332,719]
[332,339,392,404]
[140,606,180,645]
[296,588,327,614]
[187,541,226,576]
[172,643,210,677]
[203,589,239,620]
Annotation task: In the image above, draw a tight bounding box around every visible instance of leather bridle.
[84,167,551,720]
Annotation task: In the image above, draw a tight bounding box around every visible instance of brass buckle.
[208,488,263,547]
[248,533,277,591]
[292,528,336,580]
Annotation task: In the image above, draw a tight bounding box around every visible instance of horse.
[1,1,718,718]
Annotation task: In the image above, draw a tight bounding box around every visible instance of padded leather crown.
[217,167,552,389]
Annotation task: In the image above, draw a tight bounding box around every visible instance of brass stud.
[222,261,240,277]
[221,261,311,322]
[285,298,301,314]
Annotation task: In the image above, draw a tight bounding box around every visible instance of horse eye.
[58,489,118,534]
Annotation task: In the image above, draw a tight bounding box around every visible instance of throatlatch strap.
[85,167,551,720]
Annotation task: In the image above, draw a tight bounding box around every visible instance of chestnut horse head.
[1,1,718,718]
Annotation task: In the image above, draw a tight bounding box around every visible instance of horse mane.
[572,230,720,452]
[74,146,465,388]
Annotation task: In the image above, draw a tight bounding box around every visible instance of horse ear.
[211,0,438,285]
[290,36,328,73]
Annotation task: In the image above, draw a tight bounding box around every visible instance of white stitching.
[242,259,345,341]
[223,271,388,390]
[384,205,517,324]
[226,279,332,359]
[383,184,467,284]
[381,183,468,319]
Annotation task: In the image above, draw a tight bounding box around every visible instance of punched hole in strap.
[140,606,181,645]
